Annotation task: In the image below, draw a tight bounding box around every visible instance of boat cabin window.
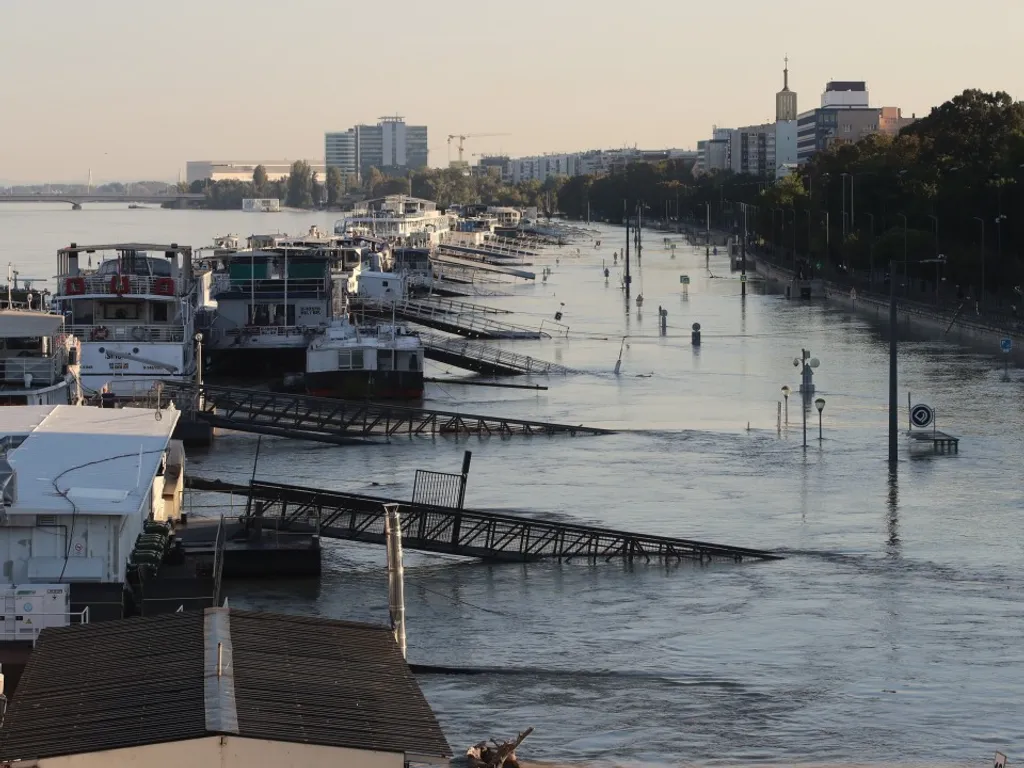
[409,354,419,371]
[248,303,295,327]
[103,303,140,321]
[337,350,364,370]
[153,303,169,322]
[98,255,172,277]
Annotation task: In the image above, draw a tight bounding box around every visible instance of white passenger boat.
[335,196,451,247]
[52,243,197,398]
[0,309,81,405]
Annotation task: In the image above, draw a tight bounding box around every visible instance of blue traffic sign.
[1000,338,1012,354]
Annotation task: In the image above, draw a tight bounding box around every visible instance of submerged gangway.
[400,297,513,315]
[419,332,577,376]
[232,481,782,563]
[357,298,548,339]
[165,382,608,440]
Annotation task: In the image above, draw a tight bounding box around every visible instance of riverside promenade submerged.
[755,255,1024,360]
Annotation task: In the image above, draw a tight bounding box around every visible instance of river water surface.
[2,204,1022,766]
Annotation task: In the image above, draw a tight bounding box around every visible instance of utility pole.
[889,258,898,465]
[741,203,747,297]
[624,202,631,303]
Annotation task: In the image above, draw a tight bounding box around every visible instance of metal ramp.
[419,332,577,376]
[237,481,782,563]
[165,382,608,440]
[408,297,513,315]
[356,298,548,339]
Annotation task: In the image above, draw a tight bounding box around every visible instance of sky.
[2,0,1023,183]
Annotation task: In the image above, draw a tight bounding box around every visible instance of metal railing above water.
[68,324,186,343]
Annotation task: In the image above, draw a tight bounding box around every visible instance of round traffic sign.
[910,403,934,429]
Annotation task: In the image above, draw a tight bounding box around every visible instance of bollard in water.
[691,322,701,347]
[659,307,668,334]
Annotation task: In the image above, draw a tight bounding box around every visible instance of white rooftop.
[2,406,180,517]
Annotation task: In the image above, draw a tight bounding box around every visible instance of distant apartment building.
[185,161,326,185]
[796,81,915,163]
[325,116,429,179]
[505,147,697,184]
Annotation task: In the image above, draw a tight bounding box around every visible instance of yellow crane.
[446,133,510,165]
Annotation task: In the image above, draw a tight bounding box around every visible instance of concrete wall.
[37,735,408,768]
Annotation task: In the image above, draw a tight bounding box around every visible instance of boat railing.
[67,324,186,343]
[58,274,189,297]
[0,352,64,385]
[224,325,312,338]
[0,606,90,647]
[211,276,329,297]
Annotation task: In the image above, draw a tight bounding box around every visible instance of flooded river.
[2,204,1022,765]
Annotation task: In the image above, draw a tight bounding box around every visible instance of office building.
[796,81,915,163]
[325,117,429,179]
[186,161,326,185]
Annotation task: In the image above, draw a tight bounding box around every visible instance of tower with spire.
[776,56,798,122]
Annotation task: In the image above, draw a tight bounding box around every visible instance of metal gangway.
[356,298,548,339]
[411,297,513,315]
[418,332,577,376]
[235,481,782,563]
[165,382,608,441]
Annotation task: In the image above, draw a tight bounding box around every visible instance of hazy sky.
[2,0,1022,183]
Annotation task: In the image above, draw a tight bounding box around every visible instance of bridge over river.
[0,192,204,208]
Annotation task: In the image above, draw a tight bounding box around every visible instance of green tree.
[285,160,314,208]
[325,166,345,206]
[364,167,385,197]
[252,164,268,195]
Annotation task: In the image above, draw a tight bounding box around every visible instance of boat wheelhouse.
[0,310,81,406]
[202,245,334,373]
[53,243,196,398]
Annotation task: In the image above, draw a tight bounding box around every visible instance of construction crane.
[446,133,510,165]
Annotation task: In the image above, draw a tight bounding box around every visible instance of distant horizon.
[2,0,1022,182]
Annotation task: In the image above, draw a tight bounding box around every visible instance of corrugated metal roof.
[0,608,452,763]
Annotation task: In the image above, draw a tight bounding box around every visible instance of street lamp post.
[973,216,985,304]
[781,385,790,425]
[841,172,849,241]
[815,398,825,441]
[864,212,875,286]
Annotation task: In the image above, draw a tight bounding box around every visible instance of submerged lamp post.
[781,385,791,425]
[815,397,826,442]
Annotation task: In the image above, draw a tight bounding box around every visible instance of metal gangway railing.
[409,297,512,315]
[238,481,783,564]
[417,332,577,376]
[354,298,548,340]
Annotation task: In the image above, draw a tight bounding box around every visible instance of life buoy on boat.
[64,277,86,295]
[90,326,109,341]
[110,275,131,296]
[154,277,175,296]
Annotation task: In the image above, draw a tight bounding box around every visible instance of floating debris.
[466,727,534,768]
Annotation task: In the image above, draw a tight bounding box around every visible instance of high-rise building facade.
[324,117,428,179]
